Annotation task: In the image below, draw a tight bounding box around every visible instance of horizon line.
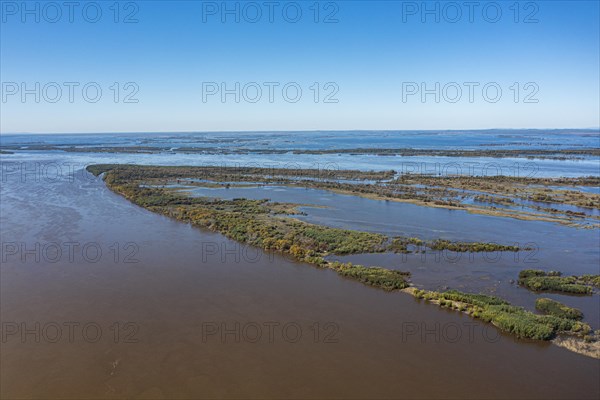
[2,127,599,136]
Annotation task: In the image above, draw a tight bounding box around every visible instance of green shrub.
[429,239,521,252]
[584,335,595,343]
[333,263,410,291]
[535,298,583,320]
[518,270,594,294]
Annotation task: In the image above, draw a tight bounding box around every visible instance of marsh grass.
[518,270,596,294]
[535,298,583,320]
[412,289,592,341]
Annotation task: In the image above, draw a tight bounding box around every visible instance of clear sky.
[1,0,599,133]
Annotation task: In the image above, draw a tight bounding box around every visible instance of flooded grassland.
[1,140,599,399]
[86,164,600,359]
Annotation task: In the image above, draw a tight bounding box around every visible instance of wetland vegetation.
[88,163,600,228]
[518,270,599,294]
[535,298,584,320]
[409,288,595,342]
[88,164,600,357]
[88,164,410,291]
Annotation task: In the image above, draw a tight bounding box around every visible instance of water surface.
[1,157,599,398]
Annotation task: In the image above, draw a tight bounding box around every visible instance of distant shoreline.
[1,128,600,136]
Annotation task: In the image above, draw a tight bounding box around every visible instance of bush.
[518,270,593,294]
[429,239,521,252]
[535,298,583,320]
[333,263,410,291]
[584,335,595,343]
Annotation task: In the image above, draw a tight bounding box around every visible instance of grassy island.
[410,288,593,341]
[518,270,598,294]
[389,237,525,253]
[428,240,524,252]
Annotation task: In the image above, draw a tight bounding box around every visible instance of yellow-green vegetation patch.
[86,163,395,182]
[411,289,593,341]
[329,261,410,291]
[389,237,424,253]
[518,269,597,294]
[428,239,524,252]
[535,298,583,320]
[388,237,526,253]
[577,274,600,288]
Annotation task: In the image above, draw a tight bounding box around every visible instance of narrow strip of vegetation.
[389,237,524,253]
[428,239,523,252]
[411,289,593,341]
[14,145,600,159]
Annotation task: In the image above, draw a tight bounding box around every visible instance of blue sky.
[1,0,599,133]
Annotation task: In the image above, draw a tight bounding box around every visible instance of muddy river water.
[1,154,599,398]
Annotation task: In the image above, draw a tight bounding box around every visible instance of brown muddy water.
[1,164,599,399]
